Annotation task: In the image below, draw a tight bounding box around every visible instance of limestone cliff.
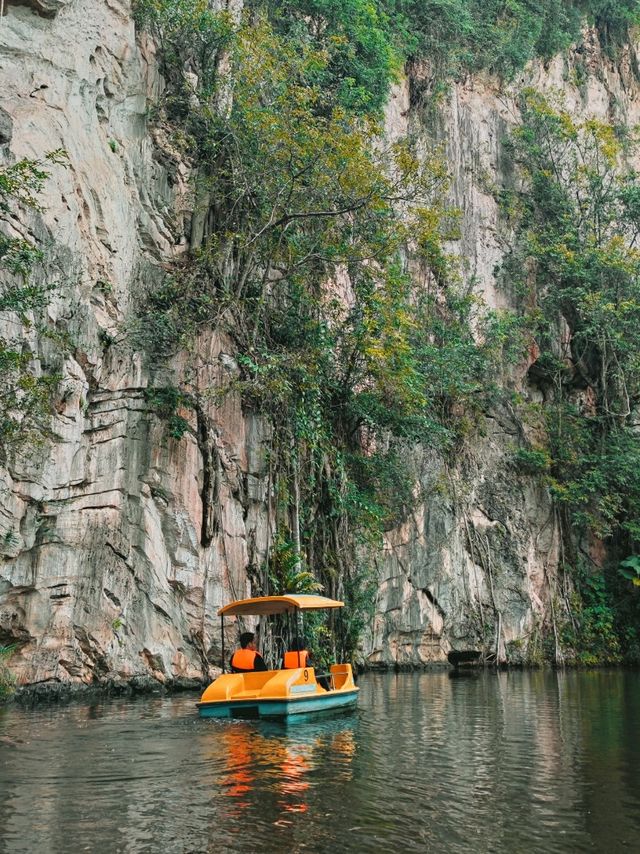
[367,39,640,668]
[0,0,266,690]
[1,1,638,689]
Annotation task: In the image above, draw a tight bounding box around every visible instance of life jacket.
[231,648,258,672]
[283,649,309,669]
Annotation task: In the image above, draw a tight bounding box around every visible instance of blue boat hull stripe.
[198,690,359,718]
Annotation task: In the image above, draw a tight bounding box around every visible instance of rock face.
[0,3,638,688]
[0,0,269,689]
[4,0,72,19]
[368,40,640,668]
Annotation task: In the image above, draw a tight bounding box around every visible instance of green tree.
[134,8,506,654]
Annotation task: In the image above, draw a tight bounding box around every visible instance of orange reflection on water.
[213,720,356,820]
[279,744,311,813]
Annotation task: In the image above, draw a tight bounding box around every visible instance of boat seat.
[330,665,350,690]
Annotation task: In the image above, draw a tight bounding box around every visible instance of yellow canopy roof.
[218,594,344,617]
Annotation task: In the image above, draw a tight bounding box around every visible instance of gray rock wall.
[0,0,269,689]
[367,39,640,667]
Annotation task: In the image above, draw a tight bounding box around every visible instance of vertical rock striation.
[368,40,640,667]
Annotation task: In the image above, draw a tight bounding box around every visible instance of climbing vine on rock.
[133,1,640,661]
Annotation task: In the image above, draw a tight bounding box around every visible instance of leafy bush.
[512,446,552,474]
[133,0,234,96]
[144,386,193,439]
[392,1,639,83]
[134,2,640,659]
[560,567,622,665]
[619,556,640,587]
[133,6,509,649]
[0,644,16,700]
[1,154,64,456]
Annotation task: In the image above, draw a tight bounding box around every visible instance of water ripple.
[1,671,640,853]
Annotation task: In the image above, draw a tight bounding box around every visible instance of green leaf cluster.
[133,0,234,97]
[267,534,324,595]
[1,157,63,457]
[133,1,640,658]
[144,385,194,439]
[560,564,622,665]
[619,555,640,586]
[387,1,640,88]
[251,1,640,116]
[247,0,401,114]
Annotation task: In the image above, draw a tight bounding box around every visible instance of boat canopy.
[218,594,344,617]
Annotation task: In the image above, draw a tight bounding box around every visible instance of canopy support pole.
[221,616,225,673]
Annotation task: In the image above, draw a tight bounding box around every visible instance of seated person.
[282,637,331,690]
[230,631,267,672]
[282,635,311,669]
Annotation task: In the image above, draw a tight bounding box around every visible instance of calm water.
[1,670,639,853]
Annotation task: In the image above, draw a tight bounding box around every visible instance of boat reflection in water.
[210,713,357,823]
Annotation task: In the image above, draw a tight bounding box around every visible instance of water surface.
[1,670,639,853]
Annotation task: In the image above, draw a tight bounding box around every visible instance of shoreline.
[3,660,638,708]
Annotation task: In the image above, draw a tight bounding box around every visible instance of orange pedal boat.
[197,594,359,721]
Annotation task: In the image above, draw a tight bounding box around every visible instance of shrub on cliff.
[0,645,16,700]
[0,154,65,458]
[502,90,640,662]
[132,4,516,654]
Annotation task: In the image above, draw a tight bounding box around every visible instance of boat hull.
[198,688,358,720]
[197,663,358,721]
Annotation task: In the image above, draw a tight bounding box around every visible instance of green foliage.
[134,2,640,661]
[0,153,65,210]
[132,0,234,96]
[387,1,577,81]
[133,7,510,652]
[243,1,640,116]
[132,0,640,664]
[248,0,400,115]
[503,90,640,661]
[401,1,639,80]
[505,91,640,538]
[512,446,552,474]
[337,562,377,660]
[0,237,44,280]
[267,535,324,595]
[0,346,59,449]
[144,385,193,439]
[560,565,622,665]
[619,555,640,587]
[1,157,63,456]
[579,1,640,56]
[0,644,16,700]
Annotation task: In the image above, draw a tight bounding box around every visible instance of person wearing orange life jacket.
[282,636,311,669]
[230,631,267,673]
[282,636,331,690]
